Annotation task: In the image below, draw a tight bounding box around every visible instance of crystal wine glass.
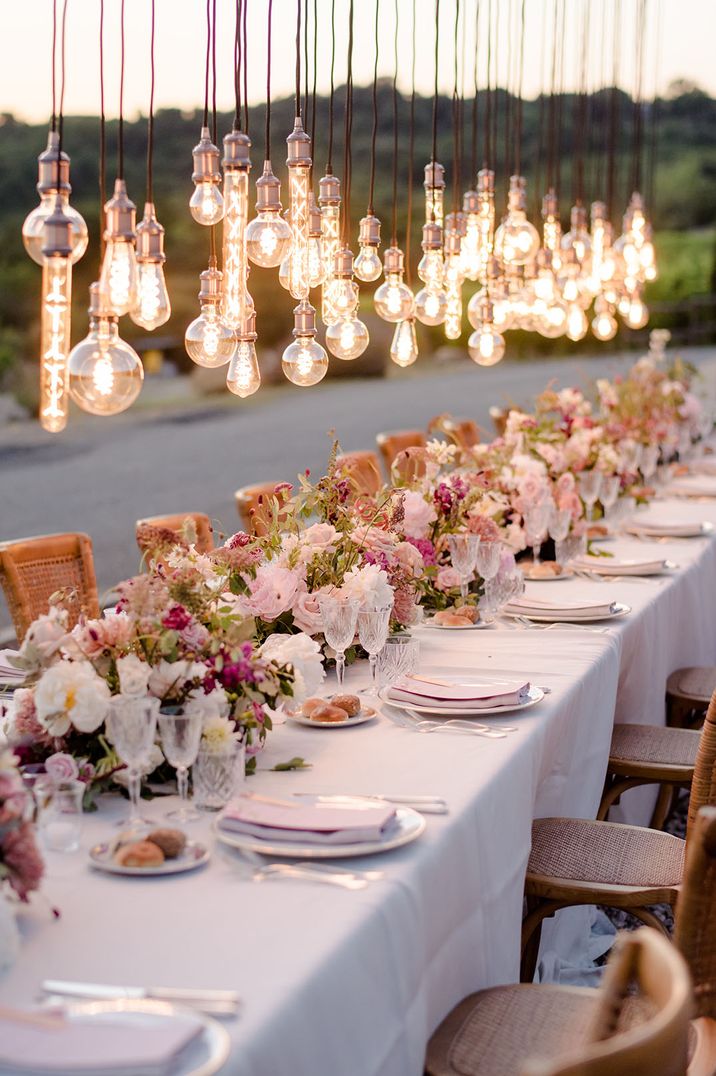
[158,710,204,823]
[317,593,360,689]
[484,567,524,622]
[474,538,502,584]
[358,603,393,694]
[447,533,480,599]
[548,505,572,544]
[640,445,659,484]
[377,635,420,689]
[524,503,551,565]
[107,696,159,831]
[599,475,621,521]
[578,470,603,523]
[555,530,587,568]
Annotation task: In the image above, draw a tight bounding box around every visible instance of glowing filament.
[221,172,250,331]
[288,166,310,300]
[39,257,72,432]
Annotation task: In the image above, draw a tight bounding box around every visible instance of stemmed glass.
[107,696,159,831]
[377,635,420,689]
[447,533,480,600]
[599,475,621,521]
[524,503,551,565]
[358,604,393,694]
[640,445,659,485]
[474,538,502,585]
[485,567,524,622]
[578,471,603,523]
[158,710,203,823]
[548,505,572,545]
[317,594,360,689]
[555,530,587,568]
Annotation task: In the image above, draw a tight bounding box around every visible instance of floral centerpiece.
[0,747,44,969]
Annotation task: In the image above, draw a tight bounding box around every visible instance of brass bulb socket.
[590,200,607,223]
[309,197,322,237]
[318,173,341,206]
[135,203,166,262]
[255,162,282,211]
[382,246,404,273]
[87,281,116,319]
[192,126,222,183]
[444,231,462,256]
[37,131,71,194]
[421,221,443,251]
[239,310,257,340]
[198,262,223,303]
[286,117,312,167]
[535,247,552,271]
[462,189,479,213]
[41,196,73,257]
[293,299,317,336]
[424,161,445,190]
[104,178,137,241]
[332,246,354,278]
[358,214,381,246]
[477,168,495,194]
[542,190,559,218]
[570,204,588,230]
[223,129,252,170]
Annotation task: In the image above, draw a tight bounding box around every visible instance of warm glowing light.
[40,256,72,433]
[68,283,144,416]
[390,318,419,367]
[185,260,236,368]
[23,132,88,266]
[282,300,329,386]
[131,203,170,331]
[494,175,539,267]
[190,127,224,225]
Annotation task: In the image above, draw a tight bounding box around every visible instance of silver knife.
[294,792,449,814]
[41,981,240,1016]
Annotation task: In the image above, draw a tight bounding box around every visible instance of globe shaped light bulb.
[189,180,224,226]
[23,195,88,267]
[625,297,649,330]
[282,336,329,386]
[68,288,144,416]
[326,276,358,319]
[246,211,293,268]
[326,315,369,361]
[185,304,236,367]
[468,326,506,366]
[592,309,618,341]
[417,248,444,289]
[415,287,447,326]
[494,176,540,266]
[467,286,488,330]
[566,303,588,341]
[374,274,415,322]
[354,245,383,283]
[390,319,419,367]
[539,300,568,338]
[226,338,261,397]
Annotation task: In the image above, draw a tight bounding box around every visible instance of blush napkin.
[505,596,617,619]
[387,675,530,710]
[0,649,26,684]
[218,792,397,845]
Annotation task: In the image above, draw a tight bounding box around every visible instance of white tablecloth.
[2,496,716,1076]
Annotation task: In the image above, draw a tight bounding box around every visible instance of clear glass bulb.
[282,336,329,386]
[326,277,358,320]
[308,234,325,287]
[23,193,88,267]
[68,315,144,416]
[374,274,415,322]
[326,316,369,360]
[390,319,419,367]
[467,286,487,330]
[320,201,341,324]
[132,262,170,330]
[279,253,291,291]
[99,239,138,317]
[468,326,505,366]
[538,301,568,338]
[221,170,250,331]
[190,179,224,226]
[592,310,618,341]
[39,254,72,433]
[417,248,444,289]
[460,207,481,281]
[288,163,310,300]
[533,266,557,303]
[246,210,293,268]
[495,177,540,267]
[226,339,261,397]
[354,245,382,283]
[625,297,649,330]
[185,303,236,367]
[566,303,588,341]
[415,287,447,326]
[443,252,464,340]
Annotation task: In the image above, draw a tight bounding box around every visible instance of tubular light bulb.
[39,198,73,433]
[185,259,236,367]
[494,175,540,267]
[424,161,446,226]
[220,130,252,332]
[476,169,496,283]
[460,189,481,281]
[374,247,414,322]
[443,215,465,340]
[99,179,138,316]
[282,300,329,386]
[131,203,171,330]
[286,118,312,301]
[23,131,88,266]
[319,174,341,325]
[541,190,563,273]
[390,318,419,368]
[246,160,292,269]
[226,312,261,397]
[190,126,224,225]
[68,282,144,415]
[354,214,382,282]
[307,195,325,287]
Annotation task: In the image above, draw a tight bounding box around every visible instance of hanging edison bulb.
[558,248,591,309]
[130,203,171,330]
[220,129,252,332]
[99,179,139,317]
[374,247,414,322]
[68,282,144,415]
[354,214,382,283]
[189,126,224,225]
[533,248,558,305]
[614,192,655,285]
[565,302,588,342]
[23,131,88,266]
[286,118,312,300]
[390,318,419,367]
[494,175,540,268]
[591,295,618,341]
[561,203,592,290]
[226,310,261,397]
[460,188,481,281]
[325,248,369,361]
[282,299,329,386]
[587,201,608,296]
[246,160,292,269]
[541,190,562,273]
[318,174,341,325]
[475,169,496,284]
[185,258,236,367]
[623,290,649,330]
[38,198,73,433]
[424,161,445,226]
[415,222,447,326]
[468,296,505,366]
[443,213,465,341]
[307,196,325,288]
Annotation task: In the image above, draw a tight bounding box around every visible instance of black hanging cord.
[514,0,525,176]
[311,0,318,160]
[367,0,380,216]
[573,0,590,205]
[646,0,662,212]
[431,0,440,172]
[203,0,211,128]
[51,0,58,132]
[502,0,511,187]
[57,0,68,180]
[146,0,156,204]
[607,0,621,219]
[209,0,217,260]
[342,0,354,244]
[242,0,248,133]
[534,3,548,212]
[390,0,399,246]
[233,0,241,130]
[406,0,417,286]
[483,0,492,167]
[592,0,608,199]
[451,0,460,213]
[632,0,647,194]
[304,0,309,134]
[99,0,106,255]
[118,0,125,178]
[554,0,566,204]
[295,0,302,118]
[326,0,336,172]
[471,0,479,181]
[264,0,273,160]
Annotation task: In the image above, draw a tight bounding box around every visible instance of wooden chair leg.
[649,782,678,830]
[520,898,564,982]
[596,776,644,821]
[629,905,673,936]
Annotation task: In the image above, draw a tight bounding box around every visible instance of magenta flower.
[162,603,193,631]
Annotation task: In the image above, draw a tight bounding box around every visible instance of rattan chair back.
[489,406,509,437]
[674,806,716,1020]
[442,418,481,450]
[376,429,426,471]
[521,929,691,1076]
[336,451,383,498]
[0,533,99,640]
[391,446,428,485]
[234,483,291,537]
[687,688,716,841]
[136,513,214,554]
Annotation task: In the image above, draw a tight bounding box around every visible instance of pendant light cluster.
[23,0,661,431]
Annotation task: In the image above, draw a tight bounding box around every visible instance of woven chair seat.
[425,983,653,1076]
[667,667,716,705]
[528,818,685,888]
[609,723,700,769]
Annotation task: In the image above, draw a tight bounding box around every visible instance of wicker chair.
[335,451,383,499]
[426,928,691,1076]
[135,513,214,554]
[489,406,509,437]
[519,688,716,983]
[376,429,426,472]
[666,666,716,730]
[441,418,481,451]
[234,482,291,537]
[0,533,100,641]
[391,446,428,485]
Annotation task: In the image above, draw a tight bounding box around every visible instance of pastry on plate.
[147,828,187,859]
[310,703,352,723]
[114,840,165,868]
[331,694,361,717]
[524,561,563,578]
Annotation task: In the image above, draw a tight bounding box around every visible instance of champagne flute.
[599,475,621,521]
[317,594,360,690]
[524,503,550,565]
[447,533,479,599]
[158,710,203,823]
[474,538,502,584]
[578,470,603,523]
[107,696,159,831]
[358,604,393,694]
[548,505,572,544]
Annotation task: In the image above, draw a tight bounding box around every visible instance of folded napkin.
[669,477,716,497]
[505,596,617,619]
[387,674,530,710]
[690,458,716,476]
[629,520,704,537]
[574,556,666,575]
[0,649,26,684]
[0,1009,202,1075]
[218,792,397,845]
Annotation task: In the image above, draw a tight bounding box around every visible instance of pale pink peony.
[44,752,80,781]
[8,689,57,749]
[467,514,501,541]
[244,564,302,622]
[392,583,420,625]
[436,566,461,591]
[402,490,437,539]
[301,523,340,551]
[72,611,134,658]
[291,585,324,636]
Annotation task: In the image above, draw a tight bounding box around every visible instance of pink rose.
[291,586,324,636]
[44,752,79,782]
[302,523,340,551]
[394,541,425,579]
[402,490,437,540]
[245,564,301,622]
[436,566,461,592]
[557,491,584,523]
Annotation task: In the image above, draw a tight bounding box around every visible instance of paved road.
[2,346,715,633]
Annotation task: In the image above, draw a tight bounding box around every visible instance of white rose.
[116,654,151,697]
[339,563,394,611]
[35,660,110,735]
[260,632,325,703]
[148,659,207,700]
[185,686,230,720]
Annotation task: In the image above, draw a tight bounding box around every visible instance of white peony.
[34,660,111,735]
[259,632,325,703]
[339,563,394,612]
[116,654,151,697]
[148,659,207,701]
[185,686,230,720]
[18,607,70,671]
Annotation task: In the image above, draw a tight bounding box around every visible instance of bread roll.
[147,828,186,859]
[331,694,361,717]
[301,697,323,717]
[310,703,350,723]
[115,840,165,868]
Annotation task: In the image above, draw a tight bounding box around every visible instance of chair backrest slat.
[376,430,426,472]
[675,806,716,1020]
[135,513,214,555]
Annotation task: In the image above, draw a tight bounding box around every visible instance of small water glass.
[599,474,621,519]
[35,778,84,853]
[474,538,502,583]
[106,695,159,831]
[483,569,524,622]
[377,635,420,689]
[578,471,603,523]
[358,604,393,694]
[548,506,572,544]
[317,593,360,689]
[158,710,203,823]
[447,533,480,599]
[524,503,551,564]
[640,445,659,483]
[555,531,587,567]
[193,741,245,811]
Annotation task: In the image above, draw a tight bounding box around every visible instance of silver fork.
[383,704,507,737]
[235,847,370,889]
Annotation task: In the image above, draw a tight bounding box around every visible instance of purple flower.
[406,536,437,566]
[363,550,391,572]
[434,483,455,514]
[161,603,193,631]
[226,531,253,550]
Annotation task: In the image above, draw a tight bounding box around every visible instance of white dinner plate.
[504,602,631,623]
[379,684,544,717]
[421,617,492,630]
[286,706,377,729]
[89,840,211,877]
[7,999,230,1076]
[214,805,426,859]
[521,566,573,582]
[626,521,714,539]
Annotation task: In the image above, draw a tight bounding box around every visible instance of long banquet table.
[3,495,716,1076]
